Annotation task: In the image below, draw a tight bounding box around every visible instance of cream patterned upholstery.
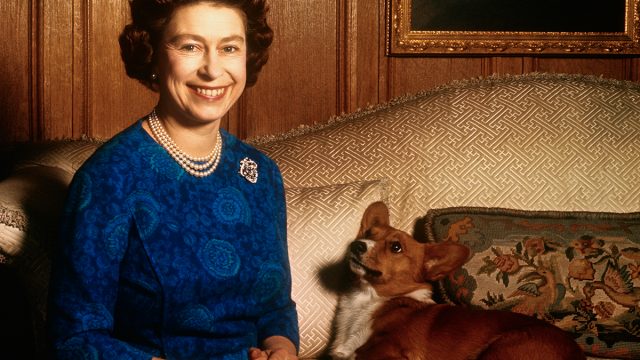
[285,180,388,357]
[254,73,640,234]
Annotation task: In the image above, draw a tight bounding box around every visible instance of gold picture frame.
[386,0,640,55]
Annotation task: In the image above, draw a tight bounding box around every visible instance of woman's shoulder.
[76,120,148,177]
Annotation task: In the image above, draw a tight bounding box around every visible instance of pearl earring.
[151,73,158,81]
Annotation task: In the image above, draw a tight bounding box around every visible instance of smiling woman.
[155,5,247,131]
[46,1,300,359]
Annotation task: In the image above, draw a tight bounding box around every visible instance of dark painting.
[411,0,626,33]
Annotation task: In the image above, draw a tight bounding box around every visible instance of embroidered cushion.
[0,165,74,354]
[425,207,640,359]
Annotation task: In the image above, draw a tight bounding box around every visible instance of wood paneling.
[42,0,74,139]
[242,0,340,139]
[72,0,88,138]
[348,0,384,111]
[386,58,482,98]
[0,0,33,143]
[88,0,156,139]
[536,58,632,80]
[1,0,639,144]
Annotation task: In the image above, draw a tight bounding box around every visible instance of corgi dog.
[330,202,585,360]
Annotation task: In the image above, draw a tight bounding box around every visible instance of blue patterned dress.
[47,120,299,360]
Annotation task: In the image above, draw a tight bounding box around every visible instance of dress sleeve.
[255,162,300,350]
[47,165,154,359]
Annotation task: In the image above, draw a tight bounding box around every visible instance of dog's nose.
[350,241,367,255]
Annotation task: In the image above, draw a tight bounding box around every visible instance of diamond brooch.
[239,157,258,184]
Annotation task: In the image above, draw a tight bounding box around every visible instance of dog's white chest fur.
[330,286,434,359]
[330,285,383,360]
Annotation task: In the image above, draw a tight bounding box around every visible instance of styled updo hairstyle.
[119,0,274,90]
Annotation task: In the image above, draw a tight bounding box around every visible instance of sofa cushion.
[0,165,74,355]
[12,140,102,174]
[425,207,640,359]
[253,73,640,234]
[0,140,100,357]
[285,179,388,358]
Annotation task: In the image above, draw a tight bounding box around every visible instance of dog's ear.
[357,201,390,238]
[422,242,470,281]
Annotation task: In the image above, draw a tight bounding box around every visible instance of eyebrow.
[167,34,246,44]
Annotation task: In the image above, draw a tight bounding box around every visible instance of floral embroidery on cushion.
[426,207,640,359]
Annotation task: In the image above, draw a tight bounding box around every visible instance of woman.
[47,0,299,359]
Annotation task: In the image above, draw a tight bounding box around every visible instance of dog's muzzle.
[350,240,368,256]
[349,240,382,277]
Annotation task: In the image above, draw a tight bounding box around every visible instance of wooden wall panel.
[242,0,340,139]
[42,0,74,139]
[1,0,639,145]
[88,0,156,140]
[0,0,32,143]
[385,58,484,99]
[347,0,384,112]
[72,0,88,139]
[535,58,633,80]
[484,57,536,75]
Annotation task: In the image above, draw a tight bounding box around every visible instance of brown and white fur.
[330,202,585,360]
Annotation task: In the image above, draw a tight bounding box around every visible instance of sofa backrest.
[253,73,640,233]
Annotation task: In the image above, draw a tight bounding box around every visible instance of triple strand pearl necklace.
[148,109,222,178]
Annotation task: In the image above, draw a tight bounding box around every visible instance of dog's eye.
[390,241,403,253]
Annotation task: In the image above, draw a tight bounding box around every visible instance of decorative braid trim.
[0,205,27,231]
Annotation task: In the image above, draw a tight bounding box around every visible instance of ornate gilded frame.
[386,0,640,55]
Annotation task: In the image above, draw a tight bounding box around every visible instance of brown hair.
[119,0,273,89]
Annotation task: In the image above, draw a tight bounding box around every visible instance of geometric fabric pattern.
[254,73,640,236]
[285,179,388,358]
[13,140,102,174]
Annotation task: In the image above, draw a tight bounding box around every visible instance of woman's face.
[155,3,247,125]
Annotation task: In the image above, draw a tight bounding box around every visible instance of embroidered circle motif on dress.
[176,304,214,332]
[221,353,246,360]
[80,303,113,329]
[103,215,130,259]
[212,187,251,225]
[145,144,185,180]
[252,264,284,304]
[198,239,241,278]
[126,192,161,238]
[57,338,98,360]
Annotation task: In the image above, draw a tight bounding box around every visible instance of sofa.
[1,73,640,359]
